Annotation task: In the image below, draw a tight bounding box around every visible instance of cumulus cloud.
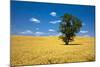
[49,20,61,24]
[48,29,55,32]
[34,31,44,36]
[82,23,86,26]
[56,32,62,36]
[20,30,33,34]
[50,12,56,16]
[83,35,90,37]
[30,17,40,23]
[36,28,39,30]
[80,30,88,33]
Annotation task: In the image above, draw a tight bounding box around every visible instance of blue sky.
[11,1,95,37]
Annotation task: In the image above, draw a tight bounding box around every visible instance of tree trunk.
[65,42,68,45]
[65,40,69,45]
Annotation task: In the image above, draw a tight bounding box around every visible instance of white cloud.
[80,30,88,33]
[36,28,39,30]
[82,22,86,26]
[56,32,62,36]
[20,30,33,34]
[30,17,40,23]
[48,29,55,32]
[34,31,44,36]
[50,12,56,16]
[83,35,90,37]
[49,20,61,24]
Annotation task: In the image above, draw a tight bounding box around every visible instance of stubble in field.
[11,36,95,66]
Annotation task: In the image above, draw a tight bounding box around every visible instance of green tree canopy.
[59,13,82,45]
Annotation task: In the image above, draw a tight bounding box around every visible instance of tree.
[59,13,82,45]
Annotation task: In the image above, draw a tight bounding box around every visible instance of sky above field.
[11,1,95,37]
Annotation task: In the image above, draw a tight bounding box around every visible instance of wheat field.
[11,36,95,66]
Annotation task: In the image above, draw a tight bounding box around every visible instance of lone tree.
[59,13,82,45]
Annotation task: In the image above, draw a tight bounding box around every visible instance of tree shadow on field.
[61,43,80,45]
[69,44,80,45]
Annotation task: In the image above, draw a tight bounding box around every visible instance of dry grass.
[11,36,95,66]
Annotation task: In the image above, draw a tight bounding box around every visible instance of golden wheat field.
[11,35,95,66]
